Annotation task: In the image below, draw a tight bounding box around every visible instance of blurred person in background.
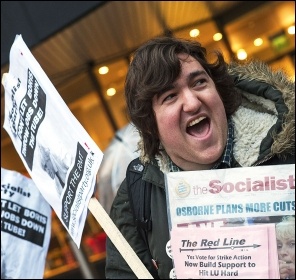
[96,123,140,213]
[276,216,295,279]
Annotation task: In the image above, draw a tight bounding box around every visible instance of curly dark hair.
[125,36,241,161]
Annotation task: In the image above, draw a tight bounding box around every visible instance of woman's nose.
[279,247,288,256]
[182,89,201,112]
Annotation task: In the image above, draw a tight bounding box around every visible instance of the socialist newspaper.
[1,168,52,278]
[2,35,104,247]
[165,164,295,279]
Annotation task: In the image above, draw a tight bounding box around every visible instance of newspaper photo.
[2,34,104,247]
[1,168,52,278]
[165,164,295,279]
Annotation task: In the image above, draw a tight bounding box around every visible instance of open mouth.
[186,116,210,137]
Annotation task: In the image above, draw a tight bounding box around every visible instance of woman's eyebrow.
[156,85,175,98]
[156,70,208,99]
[171,70,207,89]
[188,70,207,81]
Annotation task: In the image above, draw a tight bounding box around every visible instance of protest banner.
[2,34,153,278]
[1,168,52,278]
[165,164,295,279]
[2,34,103,247]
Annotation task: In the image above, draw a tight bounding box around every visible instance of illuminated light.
[213,33,223,41]
[269,30,289,51]
[287,25,295,35]
[254,38,263,46]
[106,88,116,96]
[189,29,200,38]
[237,49,247,60]
[98,66,109,75]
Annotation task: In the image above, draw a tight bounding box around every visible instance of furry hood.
[138,60,295,171]
[228,60,294,163]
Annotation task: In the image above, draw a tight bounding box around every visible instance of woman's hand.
[279,260,294,279]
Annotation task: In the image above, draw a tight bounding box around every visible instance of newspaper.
[1,168,52,278]
[2,34,103,247]
[165,164,295,279]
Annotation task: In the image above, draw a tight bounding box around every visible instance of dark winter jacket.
[105,61,295,279]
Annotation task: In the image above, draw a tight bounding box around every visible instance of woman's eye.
[163,93,176,102]
[193,78,206,87]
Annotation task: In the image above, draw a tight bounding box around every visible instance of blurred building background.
[1,1,295,278]
[1,1,295,174]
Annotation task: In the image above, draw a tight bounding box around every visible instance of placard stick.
[88,197,154,279]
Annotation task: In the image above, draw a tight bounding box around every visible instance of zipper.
[252,154,273,167]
